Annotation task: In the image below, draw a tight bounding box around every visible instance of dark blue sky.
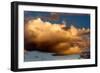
[24,11,90,28]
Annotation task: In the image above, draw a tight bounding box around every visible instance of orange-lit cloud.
[24,18,90,55]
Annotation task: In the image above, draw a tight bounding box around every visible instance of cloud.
[24,18,90,55]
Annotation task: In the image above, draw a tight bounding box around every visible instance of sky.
[24,11,90,61]
[24,11,90,28]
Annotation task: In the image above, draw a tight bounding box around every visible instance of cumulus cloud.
[24,18,90,55]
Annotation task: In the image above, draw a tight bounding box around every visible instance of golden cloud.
[24,18,90,55]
